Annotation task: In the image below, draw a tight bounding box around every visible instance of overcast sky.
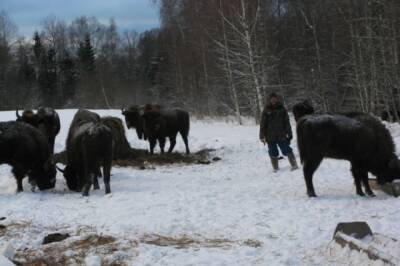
[1,0,160,37]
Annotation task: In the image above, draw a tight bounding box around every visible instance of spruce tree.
[78,33,96,74]
[77,33,97,106]
[33,31,43,63]
[60,51,77,103]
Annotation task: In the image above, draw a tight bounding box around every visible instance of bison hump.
[303,114,363,130]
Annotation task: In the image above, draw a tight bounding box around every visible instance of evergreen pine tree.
[77,33,97,107]
[60,51,77,104]
[33,31,43,63]
[78,33,96,74]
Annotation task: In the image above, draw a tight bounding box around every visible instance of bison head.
[384,158,400,183]
[57,164,80,192]
[292,100,315,122]
[122,107,146,139]
[30,158,57,190]
[122,107,142,129]
[16,109,40,127]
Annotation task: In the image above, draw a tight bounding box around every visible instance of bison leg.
[81,165,91,196]
[168,134,177,153]
[303,157,322,197]
[351,166,366,196]
[159,137,166,154]
[359,170,375,197]
[93,174,100,190]
[149,138,157,154]
[103,163,111,194]
[180,133,190,155]
[12,166,26,193]
[82,175,92,196]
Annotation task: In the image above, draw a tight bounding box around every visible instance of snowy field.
[1,110,400,265]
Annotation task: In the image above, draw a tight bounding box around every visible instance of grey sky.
[1,0,160,37]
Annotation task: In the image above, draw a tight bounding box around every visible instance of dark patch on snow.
[42,233,70,245]
[212,156,222,162]
[55,148,219,169]
[13,232,135,266]
[0,224,6,231]
[140,233,263,249]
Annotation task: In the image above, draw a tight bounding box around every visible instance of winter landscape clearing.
[1,110,400,265]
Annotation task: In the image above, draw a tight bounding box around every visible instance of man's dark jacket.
[259,102,292,142]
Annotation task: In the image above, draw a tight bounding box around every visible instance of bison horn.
[16,109,21,119]
[56,165,65,173]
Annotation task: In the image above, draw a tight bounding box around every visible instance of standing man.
[259,93,298,172]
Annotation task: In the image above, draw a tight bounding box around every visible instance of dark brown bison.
[297,113,400,197]
[142,107,190,155]
[59,109,112,196]
[101,116,131,159]
[122,105,190,155]
[66,109,100,149]
[16,107,61,153]
[0,121,56,192]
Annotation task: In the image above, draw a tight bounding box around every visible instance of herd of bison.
[1,102,400,198]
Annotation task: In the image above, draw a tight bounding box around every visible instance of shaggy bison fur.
[122,104,190,155]
[142,106,190,155]
[0,121,56,192]
[121,106,147,140]
[16,107,61,153]
[101,116,131,159]
[61,109,112,196]
[297,113,400,197]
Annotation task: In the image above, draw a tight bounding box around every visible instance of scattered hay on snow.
[55,148,220,169]
[3,224,261,265]
[140,233,263,249]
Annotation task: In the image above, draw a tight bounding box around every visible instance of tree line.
[0,12,155,110]
[2,0,400,122]
[150,0,400,122]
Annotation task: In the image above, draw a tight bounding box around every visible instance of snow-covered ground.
[1,110,400,265]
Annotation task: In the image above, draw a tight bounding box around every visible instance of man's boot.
[288,152,299,171]
[270,156,279,172]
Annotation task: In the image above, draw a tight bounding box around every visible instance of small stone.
[212,157,221,162]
